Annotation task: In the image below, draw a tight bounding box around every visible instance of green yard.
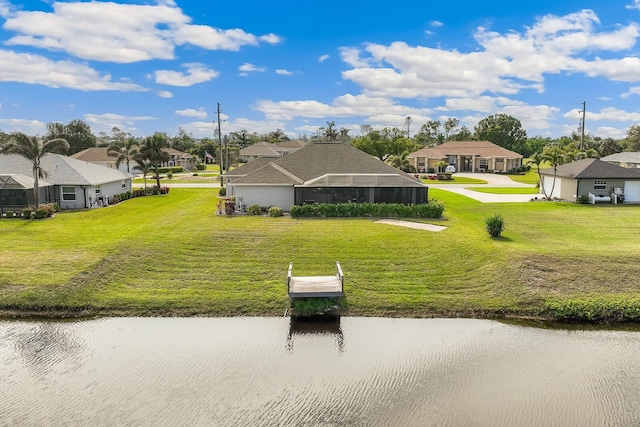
[468,187,539,194]
[1,188,639,322]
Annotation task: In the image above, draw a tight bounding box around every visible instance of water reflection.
[2,317,640,427]
[286,316,344,353]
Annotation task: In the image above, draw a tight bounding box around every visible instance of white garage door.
[543,176,562,199]
[624,181,640,203]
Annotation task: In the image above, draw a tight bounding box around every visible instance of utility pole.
[216,102,223,177]
[580,101,586,151]
[224,134,229,174]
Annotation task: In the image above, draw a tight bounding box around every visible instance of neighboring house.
[221,157,272,186]
[165,148,196,170]
[275,140,307,150]
[0,174,53,211]
[600,152,640,169]
[540,158,640,203]
[72,147,196,172]
[239,141,289,162]
[0,153,134,209]
[226,142,428,210]
[408,141,523,173]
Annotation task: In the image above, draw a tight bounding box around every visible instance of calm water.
[1,317,640,426]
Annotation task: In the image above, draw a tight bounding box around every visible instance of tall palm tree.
[542,143,565,199]
[132,156,153,193]
[2,132,69,207]
[526,151,546,197]
[323,121,338,141]
[108,137,139,173]
[139,133,170,189]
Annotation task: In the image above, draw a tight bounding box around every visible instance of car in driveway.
[445,165,456,173]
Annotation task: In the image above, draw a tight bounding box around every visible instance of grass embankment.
[1,188,640,322]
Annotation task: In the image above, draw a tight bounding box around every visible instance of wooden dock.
[287,262,344,299]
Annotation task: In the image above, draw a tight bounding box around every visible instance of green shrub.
[192,173,199,176]
[485,213,505,237]
[34,206,50,219]
[196,164,206,170]
[427,168,435,173]
[218,187,226,196]
[22,207,34,219]
[546,297,640,322]
[269,206,283,217]
[167,171,174,179]
[246,204,262,215]
[576,194,589,204]
[5,211,14,218]
[157,166,183,174]
[290,201,444,219]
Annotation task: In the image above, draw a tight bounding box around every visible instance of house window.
[479,159,487,167]
[62,186,76,201]
[594,180,607,190]
[121,180,126,190]
[95,185,102,195]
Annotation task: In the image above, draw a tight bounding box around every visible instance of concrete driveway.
[427,173,543,203]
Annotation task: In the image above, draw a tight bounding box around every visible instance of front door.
[463,157,472,172]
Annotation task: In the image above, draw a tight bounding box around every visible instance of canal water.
[1,317,639,426]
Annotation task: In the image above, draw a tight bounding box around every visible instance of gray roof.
[0,174,53,189]
[233,143,425,187]
[0,153,134,186]
[223,157,273,178]
[539,158,640,179]
[600,152,640,164]
[300,174,423,188]
[239,141,286,157]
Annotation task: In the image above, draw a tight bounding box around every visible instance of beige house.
[72,147,195,172]
[239,141,306,162]
[408,141,523,173]
[600,152,640,168]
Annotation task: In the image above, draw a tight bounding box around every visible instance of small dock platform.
[287,262,344,300]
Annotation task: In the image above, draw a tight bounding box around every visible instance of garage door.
[543,176,561,199]
[624,181,640,203]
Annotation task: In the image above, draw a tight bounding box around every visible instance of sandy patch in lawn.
[375,219,447,232]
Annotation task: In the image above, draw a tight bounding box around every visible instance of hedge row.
[290,201,444,218]
[156,166,184,174]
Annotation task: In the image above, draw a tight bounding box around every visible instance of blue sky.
[2,0,640,140]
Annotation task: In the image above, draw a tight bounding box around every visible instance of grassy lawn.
[133,174,220,184]
[1,188,640,321]
[422,176,488,184]
[467,187,539,194]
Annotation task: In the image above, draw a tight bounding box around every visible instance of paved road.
[428,173,543,203]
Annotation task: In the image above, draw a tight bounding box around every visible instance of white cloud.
[596,126,626,138]
[597,96,613,101]
[0,118,47,134]
[430,20,443,27]
[175,108,207,119]
[180,117,286,138]
[239,63,266,73]
[0,49,145,91]
[275,69,293,75]
[154,63,219,86]
[339,10,640,100]
[254,94,431,121]
[158,90,173,98]
[574,106,640,122]
[620,87,640,98]
[627,0,640,10]
[84,113,155,135]
[2,1,281,63]
[318,54,330,62]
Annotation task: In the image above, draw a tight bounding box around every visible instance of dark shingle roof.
[539,158,640,179]
[223,157,272,178]
[233,142,424,186]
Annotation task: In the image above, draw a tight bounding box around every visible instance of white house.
[0,153,134,209]
[226,142,428,211]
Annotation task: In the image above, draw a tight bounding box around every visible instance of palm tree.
[108,137,139,173]
[542,143,565,199]
[323,121,338,141]
[526,151,546,197]
[132,156,153,193]
[2,132,69,207]
[385,151,416,173]
[435,160,449,173]
[139,133,170,189]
